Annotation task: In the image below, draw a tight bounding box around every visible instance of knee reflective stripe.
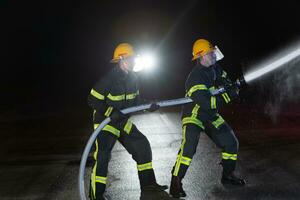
[104,106,113,117]
[182,117,204,129]
[173,126,187,176]
[107,93,125,101]
[178,155,192,166]
[137,162,153,171]
[124,120,133,134]
[187,84,208,97]
[222,93,230,103]
[91,89,105,100]
[212,115,225,129]
[211,96,217,109]
[222,152,237,160]
[191,104,200,118]
[95,176,107,184]
[102,125,120,137]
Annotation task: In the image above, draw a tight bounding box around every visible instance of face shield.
[214,45,224,61]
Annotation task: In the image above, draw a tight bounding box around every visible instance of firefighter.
[87,43,176,200]
[169,39,246,198]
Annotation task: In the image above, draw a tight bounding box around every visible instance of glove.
[148,102,160,112]
[226,85,239,100]
[110,109,128,123]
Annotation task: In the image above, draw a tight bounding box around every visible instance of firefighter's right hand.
[226,85,239,99]
[110,109,128,123]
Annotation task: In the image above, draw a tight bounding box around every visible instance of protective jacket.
[87,66,144,124]
[182,63,238,129]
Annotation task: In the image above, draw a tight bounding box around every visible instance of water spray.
[244,46,300,83]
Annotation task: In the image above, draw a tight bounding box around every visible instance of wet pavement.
[0,106,300,200]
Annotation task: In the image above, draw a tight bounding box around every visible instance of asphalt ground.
[1,105,300,200]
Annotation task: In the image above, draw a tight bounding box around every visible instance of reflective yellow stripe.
[102,125,120,137]
[180,156,192,166]
[91,89,105,100]
[182,117,204,129]
[222,93,230,103]
[212,115,225,129]
[124,120,133,134]
[187,84,208,97]
[95,176,107,184]
[137,162,153,171]
[211,96,216,109]
[222,152,237,160]
[225,93,230,102]
[104,106,113,117]
[107,93,125,101]
[94,123,100,130]
[93,139,98,160]
[126,92,138,100]
[91,161,97,197]
[94,123,120,137]
[191,104,200,118]
[209,86,215,93]
[173,126,187,176]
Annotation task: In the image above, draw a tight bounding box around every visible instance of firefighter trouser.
[172,121,239,179]
[89,121,156,200]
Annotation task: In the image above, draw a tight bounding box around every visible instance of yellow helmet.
[191,39,214,61]
[111,43,135,63]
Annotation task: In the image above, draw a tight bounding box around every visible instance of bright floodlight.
[133,54,156,72]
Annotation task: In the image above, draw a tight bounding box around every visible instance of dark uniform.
[172,63,239,180]
[87,66,157,199]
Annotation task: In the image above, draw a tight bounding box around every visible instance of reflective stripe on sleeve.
[187,84,208,97]
[91,89,105,100]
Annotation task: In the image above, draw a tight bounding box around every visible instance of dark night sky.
[2,0,300,115]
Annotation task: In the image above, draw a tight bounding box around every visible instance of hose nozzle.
[236,76,246,88]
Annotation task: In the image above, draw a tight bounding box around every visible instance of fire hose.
[78,78,245,199]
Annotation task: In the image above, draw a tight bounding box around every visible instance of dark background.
[1,0,300,116]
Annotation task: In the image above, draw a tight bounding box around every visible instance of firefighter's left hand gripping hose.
[78,97,193,200]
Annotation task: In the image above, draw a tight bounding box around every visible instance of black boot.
[154,182,168,191]
[140,184,177,200]
[221,172,246,186]
[169,175,186,198]
[220,159,246,186]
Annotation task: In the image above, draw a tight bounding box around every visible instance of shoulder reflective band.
[180,156,192,166]
[95,176,107,184]
[210,96,216,109]
[91,89,105,100]
[222,92,230,103]
[104,106,113,117]
[222,71,227,78]
[107,93,125,101]
[212,115,225,129]
[182,117,204,129]
[102,125,120,137]
[124,120,133,134]
[137,162,153,171]
[222,152,237,160]
[187,84,208,97]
